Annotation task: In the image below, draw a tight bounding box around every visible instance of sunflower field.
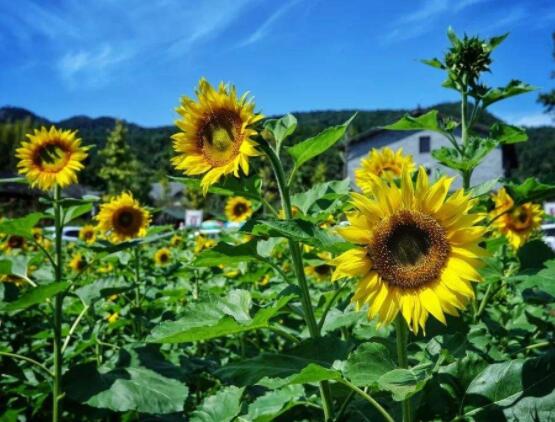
[1,29,555,422]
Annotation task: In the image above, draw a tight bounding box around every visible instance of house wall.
[347,130,503,189]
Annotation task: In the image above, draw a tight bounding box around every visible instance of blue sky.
[1,0,554,127]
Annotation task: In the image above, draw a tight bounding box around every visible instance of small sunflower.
[170,234,183,247]
[106,312,119,324]
[259,274,270,286]
[194,235,216,254]
[171,78,264,194]
[79,225,97,244]
[355,147,415,194]
[154,247,171,266]
[225,196,253,222]
[69,253,87,272]
[491,188,543,249]
[96,193,151,243]
[16,126,89,191]
[305,252,334,282]
[5,235,25,251]
[0,274,27,287]
[332,166,486,333]
[98,263,113,274]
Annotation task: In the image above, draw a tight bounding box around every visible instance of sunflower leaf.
[190,386,244,422]
[0,282,69,314]
[0,213,45,239]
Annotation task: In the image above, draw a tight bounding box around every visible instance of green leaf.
[468,178,500,198]
[263,114,297,153]
[343,343,396,388]
[64,355,188,414]
[74,277,132,305]
[0,213,44,238]
[517,259,555,298]
[432,147,466,171]
[62,203,92,225]
[517,240,555,272]
[378,363,433,401]
[505,178,555,205]
[191,386,244,422]
[0,256,29,279]
[463,352,555,420]
[246,385,304,422]
[421,58,445,69]
[193,240,260,267]
[447,26,459,45]
[489,122,527,144]
[258,363,342,389]
[290,179,350,215]
[383,110,440,133]
[488,33,509,50]
[481,80,536,108]
[0,282,69,314]
[147,293,293,343]
[287,115,356,175]
[169,174,262,200]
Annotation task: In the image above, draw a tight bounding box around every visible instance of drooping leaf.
[489,122,527,144]
[383,110,441,133]
[0,213,45,239]
[344,342,396,388]
[190,386,244,422]
[0,282,69,314]
[287,115,356,175]
[481,80,536,108]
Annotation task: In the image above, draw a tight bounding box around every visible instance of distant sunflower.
[154,247,171,266]
[355,147,415,194]
[170,234,183,247]
[0,274,27,288]
[305,252,334,282]
[194,235,216,254]
[79,225,96,244]
[225,196,253,222]
[171,78,264,194]
[107,312,119,324]
[16,126,89,191]
[5,235,25,250]
[332,167,486,333]
[491,188,543,249]
[69,253,87,272]
[96,193,151,243]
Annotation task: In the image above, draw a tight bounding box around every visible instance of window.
[419,136,431,153]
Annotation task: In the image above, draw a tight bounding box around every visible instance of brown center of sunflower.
[508,207,531,231]
[160,252,169,262]
[84,230,93,240]
[8,235,24,249]
[370,210,449,289]
[113,207,143,236]
[314,264,332,276]
[76,259,86,271]
[379,164,400,177]
[233,202,248,216]
[32,141,71,173]
[199,109,243,166]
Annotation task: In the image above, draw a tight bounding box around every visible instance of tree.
[98,121,142,198]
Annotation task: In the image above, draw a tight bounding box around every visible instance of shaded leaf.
[344,343,396,388]
[0,282,68,314]
[191,386,244,422]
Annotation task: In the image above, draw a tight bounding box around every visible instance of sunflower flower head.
[333,166,487,334]
[490,188,543,249]
[69,253,87,272]
[16,126,89,191]
[96,192,151,243]
[225,196,253,222]
[354,147,415,194]
[305,252,334,282]
[170,234,183,247]
[171,78,264,194]
[79,224,97,244]
[154,247,171,266]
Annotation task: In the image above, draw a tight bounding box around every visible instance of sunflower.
[332,166,486,333]
[154,247,171,266]
[106,312,119,324]
[69,253,87,272]
[170,234,183,247]
[490,188,543,249]
[4,235,25,251]
[194,235,216,254]
[355,147,415,194]
[225,196,253,222]
[171,79,264,194]
[16,126,89,191]
[0,274,27,287]
[305,252,334,282]
[79,225,96,244]
[96,193,151,243]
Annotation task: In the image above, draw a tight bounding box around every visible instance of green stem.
[61,303,90,353]
[318,281,347,332]
[0,351,53,378]
[461,91,468,149]
[260,141,334,421]
[133,247,142,337]
[52,185,64,422]
[261,198,278,217]
[268,326,301,344]
[475,283,493,319]
[395,316,412,422]
[339,380,395,422]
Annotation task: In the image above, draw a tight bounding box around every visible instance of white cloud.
[502,112,554,127]
[237,0,301,47]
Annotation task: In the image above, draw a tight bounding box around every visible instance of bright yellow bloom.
[96,193,151,243]
[259,274,270,286]
[170,234,183,247]
[98,263,113,273]
[224,269,240,278]
[490,188,543,249]
[0,274,27,287]
[194,235,216,254]
[154,247,171,266]
[171,78,264,194]
[355,147,415,194]
[69,253,87,272]
[305,252,333,282]
[107,312,119,324]
[16,126,88,191]
[79,225,96,244]
[225,196,253,222]
[332,166,486,334]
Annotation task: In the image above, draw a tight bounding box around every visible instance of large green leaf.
[378,363,433,401]
[291,179,350,215]
[489,122,527,144]
[191,386,244,422]
[287,115,355,175]
[0,213,44,238]
[147,293,293,343]
[75,277,132,305]
[62,203,93,225]
[481,80,536,108]
[0,282,68,314]
[343,342,396,388]
[0,256,29,279]
[517,259,555,299]
[193,240,260,267]
[64,348,188,414]
[383,110,441,132]
[245,385,304,422]
[263,114,297,153]
[463,352,555,420]
[505,178,555,205]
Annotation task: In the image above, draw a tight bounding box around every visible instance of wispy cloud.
[501,111,554,127]
[237,0,301,47]
[476,6,529,34]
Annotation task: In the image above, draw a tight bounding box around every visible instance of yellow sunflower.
[170,234,183,247]
[194,235,216,254]
[79,224,97,244]
[69,253,87,272]
[106,312,119,324]
[225,196,253,222]
[332,166,487,333]
[154,247,171,266]
[16,126,89,191]
[490,188,543,249]
[355,147,415,194]
[4,235,25,251]
[0,274,27,288]
[96,193,151,243]
[171,79,264,194]
[305,252,334,282]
